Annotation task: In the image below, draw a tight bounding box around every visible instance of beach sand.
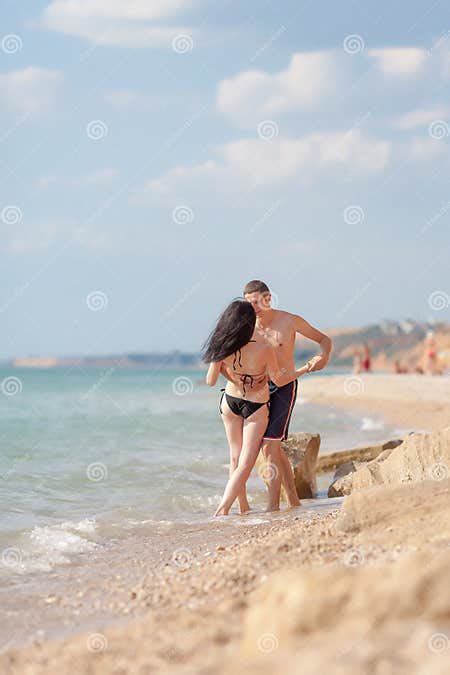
[299,373,450,432]
[1,374,449,674]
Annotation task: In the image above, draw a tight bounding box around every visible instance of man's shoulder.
[273,309,299,324]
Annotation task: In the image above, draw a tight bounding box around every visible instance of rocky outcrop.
[335,474,450,534]
[318,438,403,474]
[329,428,450,497]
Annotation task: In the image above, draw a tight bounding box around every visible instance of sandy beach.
[1,375,449,674]
[299,373,450,432]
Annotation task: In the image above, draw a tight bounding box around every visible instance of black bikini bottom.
[219,391,269,420]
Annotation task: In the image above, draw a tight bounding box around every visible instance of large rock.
[257,433,320,499]
[334,428,450,495]
[282,433,320,499]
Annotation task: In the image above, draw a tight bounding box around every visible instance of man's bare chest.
[254,323,294,349]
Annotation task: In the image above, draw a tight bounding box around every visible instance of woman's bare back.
[221,340,270,402]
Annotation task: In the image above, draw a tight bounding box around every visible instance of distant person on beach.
[361,342,372,372]
[423,330,439,375]
[353,342,371,373]
[243,280,332,511]
[203,299,313,516]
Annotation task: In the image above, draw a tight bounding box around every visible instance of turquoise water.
[0,366,398,575]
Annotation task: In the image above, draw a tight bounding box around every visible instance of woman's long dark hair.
[202,299,256,363]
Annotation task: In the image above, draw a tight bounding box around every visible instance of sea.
[0,366,402,580]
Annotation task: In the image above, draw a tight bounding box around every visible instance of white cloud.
[142,130,391,193]
[393,106,450,130]
[368,47,427,77]
[216,47,445,129]
[217,51,343,126]
[41,0,199,47]
[0,67,63,115]
[219,130,390,186]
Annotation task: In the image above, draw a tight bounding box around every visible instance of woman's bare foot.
[239,498,251,514]
[239,507,251,515]
[214,506,229,517]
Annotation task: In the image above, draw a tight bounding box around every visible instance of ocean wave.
[2,519,98,575]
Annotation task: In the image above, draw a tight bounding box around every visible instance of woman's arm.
[266,347,310,387]
[205,361,222,386]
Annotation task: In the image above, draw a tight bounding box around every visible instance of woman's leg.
[220,396,248,513]
[215,405,269,516]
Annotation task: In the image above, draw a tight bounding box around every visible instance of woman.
[203,299,311,516]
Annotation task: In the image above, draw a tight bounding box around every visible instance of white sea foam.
[360,417,385,431]
[3,521,98,575]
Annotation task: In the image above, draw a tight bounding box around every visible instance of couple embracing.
[203,280,332,516]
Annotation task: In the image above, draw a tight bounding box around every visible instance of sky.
[1,0,449,358]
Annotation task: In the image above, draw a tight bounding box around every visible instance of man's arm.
[266,346,310,386]
[293,315,332,372]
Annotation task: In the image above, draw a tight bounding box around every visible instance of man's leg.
[260,439,283,511]
[279,449,300,507]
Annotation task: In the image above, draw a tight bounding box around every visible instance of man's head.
[243,279,272,316]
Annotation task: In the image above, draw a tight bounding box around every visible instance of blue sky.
[1,0,449,358]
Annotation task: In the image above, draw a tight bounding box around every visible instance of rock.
[327,460,360,497]
[333,460,359,480]
[336,428,450,495]
[316,438,404,474]
[256,433,320,499]
[335,475,450,534]
[282,433,321,499]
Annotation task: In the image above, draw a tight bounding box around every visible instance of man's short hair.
[243,279,270,295]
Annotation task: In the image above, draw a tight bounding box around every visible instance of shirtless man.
[243,279,332,511]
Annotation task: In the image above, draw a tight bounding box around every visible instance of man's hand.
[306,354,329,372]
